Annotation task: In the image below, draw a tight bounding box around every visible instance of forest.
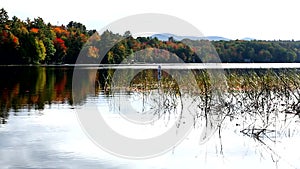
[1,8,300,64]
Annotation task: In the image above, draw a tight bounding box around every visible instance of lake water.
[0,65,300,169]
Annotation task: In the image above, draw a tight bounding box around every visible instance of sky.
[1,0,300,40]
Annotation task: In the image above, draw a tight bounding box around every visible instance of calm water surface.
[0,65,300,169]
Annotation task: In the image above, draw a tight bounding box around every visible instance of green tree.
[67,21,87,34]
[123,30,132,38]
[0,8,8,26]
[43,37,56,63]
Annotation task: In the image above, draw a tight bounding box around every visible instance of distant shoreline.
[1,63,300,69]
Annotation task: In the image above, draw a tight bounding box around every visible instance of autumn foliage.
[1,7,300,64]
[0,8,89,64]
[53,38,67,52]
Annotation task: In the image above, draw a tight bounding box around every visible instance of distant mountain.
[206,36,231,41]
[241,37,256,41]
[150,33,231,41]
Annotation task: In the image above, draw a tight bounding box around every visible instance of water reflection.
[0,67,74,123]
[0,66,300,168]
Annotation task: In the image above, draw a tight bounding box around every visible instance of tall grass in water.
[98,68,300,141]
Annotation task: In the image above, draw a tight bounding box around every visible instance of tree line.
[213,40,300,63]
[85,32,300,63]
[1,8,300,64]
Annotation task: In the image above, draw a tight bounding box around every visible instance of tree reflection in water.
[0,66,73,124]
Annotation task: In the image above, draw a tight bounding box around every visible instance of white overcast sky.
[1,0,300,40]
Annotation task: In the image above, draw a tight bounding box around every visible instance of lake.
[0,64,300,169]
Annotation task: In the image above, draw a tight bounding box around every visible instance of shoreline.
[1,63,300,69]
